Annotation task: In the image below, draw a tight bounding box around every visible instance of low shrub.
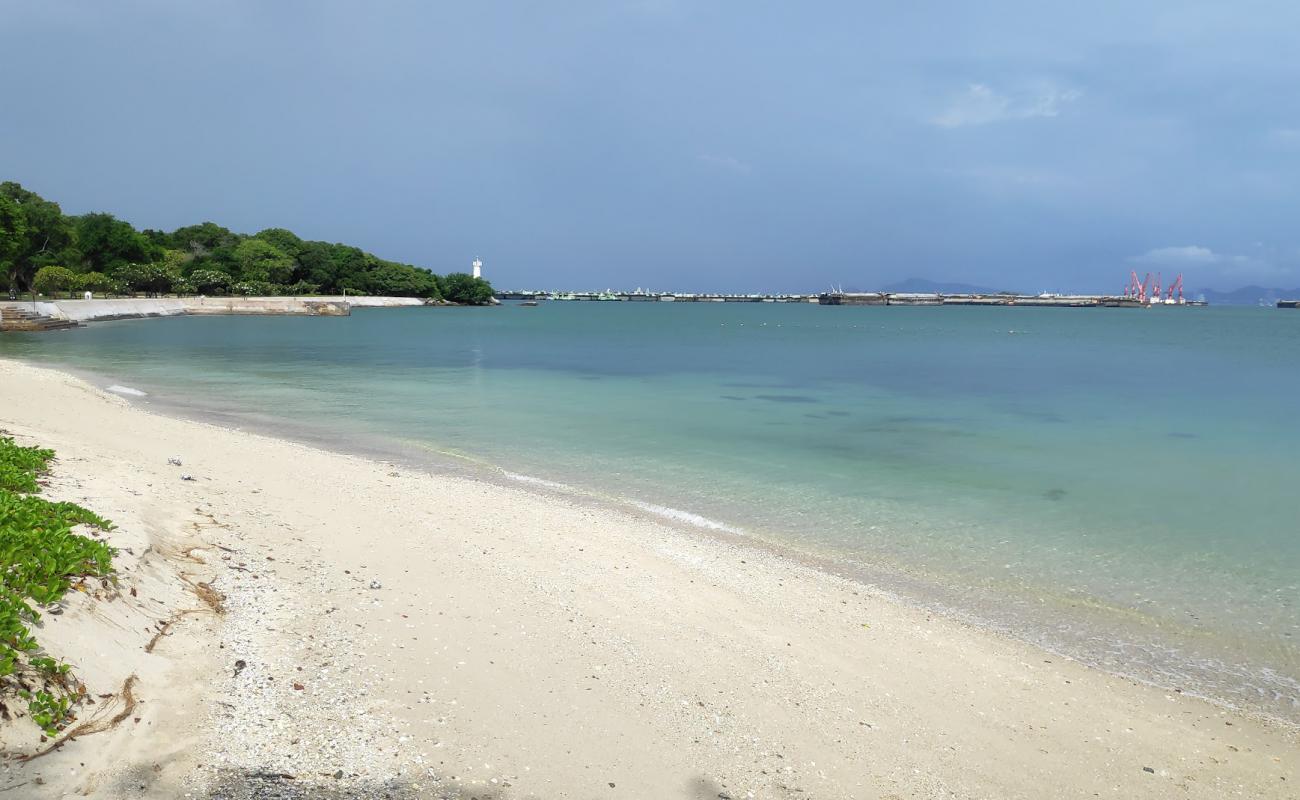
[0,435,115,738]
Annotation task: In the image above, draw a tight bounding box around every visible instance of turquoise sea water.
[3,303,1298,721]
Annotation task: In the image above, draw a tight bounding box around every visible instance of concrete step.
[0,306,82,332]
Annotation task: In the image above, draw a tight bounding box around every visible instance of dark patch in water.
[803,413,826,419]
[720,395,748,401]
[826,410,851,417]
[755,394,820,404]
[1168,431,1197,439]
[723,381,808,389]
[883,414,965,425]
[1043,488,1067,501]
[1009,408,1067,424]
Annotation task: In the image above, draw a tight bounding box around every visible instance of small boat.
[520,300,539,307]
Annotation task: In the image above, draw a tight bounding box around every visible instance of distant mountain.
[875,278,1012,294]
[1196,286,1300,306]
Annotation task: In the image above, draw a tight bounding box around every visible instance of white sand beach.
[0,358,1294,799]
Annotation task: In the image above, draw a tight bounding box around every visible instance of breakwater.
[818,292,1162,307]
[497,291,819,303]
[0,296,427,331]
[496,290,1206,307]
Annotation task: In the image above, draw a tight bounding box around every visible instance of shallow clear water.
[3,303,1298,721]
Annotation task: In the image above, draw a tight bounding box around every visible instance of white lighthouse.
[472,258,483,280]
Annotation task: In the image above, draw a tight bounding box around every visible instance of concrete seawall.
[1,296,427,327]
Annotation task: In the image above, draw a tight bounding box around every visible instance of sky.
[3,0,1298,293]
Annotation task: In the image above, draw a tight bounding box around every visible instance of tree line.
[0,181,495,304]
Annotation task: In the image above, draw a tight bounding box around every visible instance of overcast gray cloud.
[2,0,1298,292]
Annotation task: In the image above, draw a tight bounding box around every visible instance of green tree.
[112,262,178,297]
[169,221,238,256]
[254,228,304,258]
[0,183,73,296]
[158,248,191,274]
[0,196,29,297]
[232,280,275,296]
[76,272,113,295]
[31,266,79,298]
[295,241,342,290]
[439,273,495,305]
[189,269,232,295]
[73,213,153,273]
[361,261,441,298]
[283,279,321,296]
[233,238,294,284]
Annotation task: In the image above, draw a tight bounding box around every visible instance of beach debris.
[1142,766,1155,774]
[168,456,182,466]
[369,579,383,590]
[180,474,196,481]
[233,659,247,677]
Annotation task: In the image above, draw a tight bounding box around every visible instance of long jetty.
[0,296,428,332]
[496,291,818,303]
[496,290,1204,308]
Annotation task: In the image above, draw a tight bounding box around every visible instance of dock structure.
[495,291,819,303]
[817,292,1158,307]
[495,290,1205,308]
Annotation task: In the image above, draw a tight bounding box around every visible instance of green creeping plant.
[22,690,71,738]
[28,656,69,675]
[0,438,55,494]
[0,438,116,741]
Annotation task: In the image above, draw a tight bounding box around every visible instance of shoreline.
[34,357,1300,730]
[0,358,1295,798]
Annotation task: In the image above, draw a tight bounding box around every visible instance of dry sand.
[0,358,1294,799]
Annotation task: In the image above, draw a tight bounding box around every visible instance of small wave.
[106,385,148,397]
[502,472,745,535]
[502,471,576,492]
[628,501,745,535]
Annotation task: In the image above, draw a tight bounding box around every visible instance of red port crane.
[1166,273,1184,303]
[1127,271,1154,303]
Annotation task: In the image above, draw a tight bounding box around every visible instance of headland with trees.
[0,182,494,305]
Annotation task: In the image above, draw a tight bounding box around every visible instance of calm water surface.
[3,303,1298,721]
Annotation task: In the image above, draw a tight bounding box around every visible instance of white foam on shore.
[502,471,745,535]
[628,500,746,535]
[106,385,148,397]
[502,471,576,492]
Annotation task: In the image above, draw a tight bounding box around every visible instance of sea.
[2,302,1297,723]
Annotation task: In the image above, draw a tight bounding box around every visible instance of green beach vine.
[0,435,115,737]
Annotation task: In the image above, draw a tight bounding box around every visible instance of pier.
[494,290,1206,308]
[816,292,1165,307]
[495,291,819,303]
